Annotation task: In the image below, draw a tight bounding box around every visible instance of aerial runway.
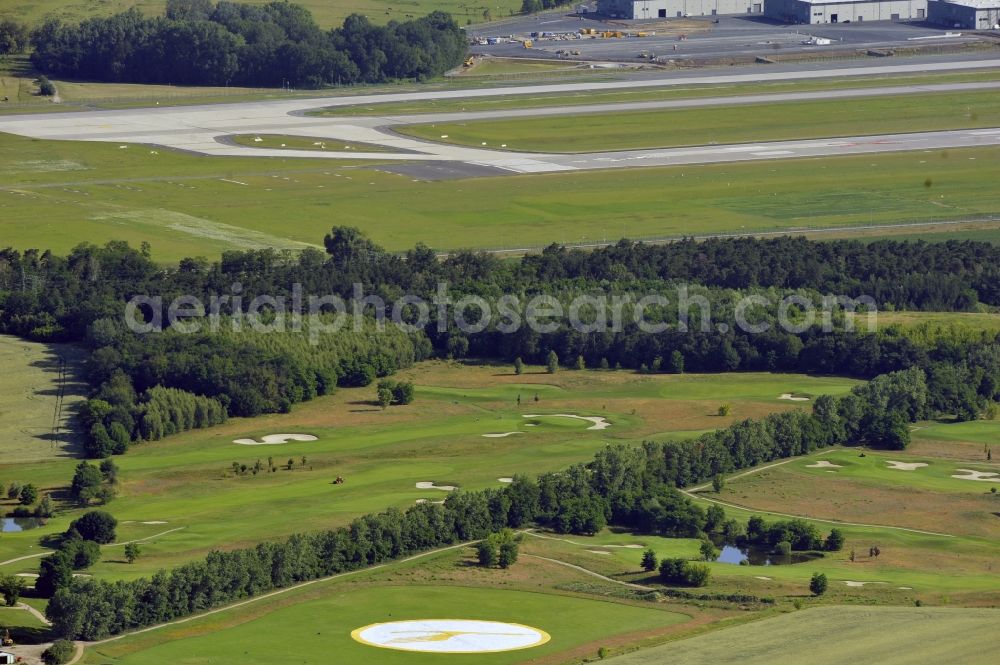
[1,59,999,175]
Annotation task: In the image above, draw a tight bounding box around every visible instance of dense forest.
[29,1,468,87]
[2,230,999,456]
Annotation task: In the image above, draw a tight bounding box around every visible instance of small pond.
[715,544,821,566]
[1,517,44,532]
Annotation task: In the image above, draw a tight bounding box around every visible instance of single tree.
[124,542,141,564]
[476,540,498,567]
[69,510,118,544]
[809,572,828,596]
[36,552,74,596]
[669,350,685,374]
[575,355,586,370]
[19,483,38,505]
[514,357,524,375]
[824,528,845,552]
[0,573,26,606]
[712,474,725,493]
[377,385,393,409]
[641,549,657,572]
[498,541,519,568]
[717,404,731,417]
[35,494,55,519]
[546,350,559,374]
[699,539,720,562]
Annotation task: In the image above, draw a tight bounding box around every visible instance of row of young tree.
[29,2,468,87]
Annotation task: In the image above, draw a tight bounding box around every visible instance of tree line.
[29,1,468,88]
[4,231,1000,460]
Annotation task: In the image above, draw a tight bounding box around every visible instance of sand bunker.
[755,576,772,581]
[498,477,514,483]
[587,550,613,555]
[843,581,886,587]
[141,520,168,525]
[233,433,318,445]
[522,414,611,430]
[899,586,913,590]
[807,460,842,469]
[778,393,810,401]
[415,499,445,505]
[951,469,1000,482]
[415,481,457,491]
[886,461,928,471]
[482,432,523,438]
[602,544,644,549]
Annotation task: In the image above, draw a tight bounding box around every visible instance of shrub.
[19,483,38,505]
[824,528,845,552]
[476,541,497,568]
[42,639,75,665]
[659,558,711,587]
[810,572,828,596]
[498,541,519,569]
[37,76,56,97]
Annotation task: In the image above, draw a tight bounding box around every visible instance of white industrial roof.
[796,0,998,4]
[942,0,1000,7]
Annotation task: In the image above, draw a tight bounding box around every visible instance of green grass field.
[0,0,520,30]
[0,364,857,578]
[398,89,1000,153]
[711,442,999,539]
[4,129,1000,262]
[229,134,394,152]
[0,604,51,643]
[0,334,86,463]
[315,69,1000,117]
[82,584,689,665]
[606,606,1000,664]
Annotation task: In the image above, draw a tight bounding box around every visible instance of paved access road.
[1,58,998,174]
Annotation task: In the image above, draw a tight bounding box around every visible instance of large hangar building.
[763,0,928,23]
[597,0,999,26]
[598,0,765,19]
[927,0,1000,28]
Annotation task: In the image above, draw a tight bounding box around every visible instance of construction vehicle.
[463,57,475,67]
[523,39,533,48]
[1,627,13,647]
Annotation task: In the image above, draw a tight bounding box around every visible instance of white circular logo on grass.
[352,619,550,653]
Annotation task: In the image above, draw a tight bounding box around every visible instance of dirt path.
[523,554,655,592]
[16,602,51,626]
[0,527,187,569]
